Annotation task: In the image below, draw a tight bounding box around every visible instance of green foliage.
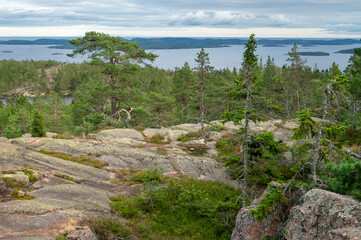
[22,168,38,183]
[148,133,167,144]
[85,216,131,240]
[4,114,22,139]
[110,176,241,240]
[177,129,204,142]
[250,184,288,222]
[129,168,166,184]
[31,111,46,137]
[325,158,361,200]
[291,109,317,140]
[207,124,226,132]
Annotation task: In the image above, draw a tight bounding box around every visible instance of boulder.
[285,189,361,240]
[330,227,361,240]
[96,129,144,141]
[231,182,286,240]
[169,123,205,131]
[166,129,188,141]
[142,128,167,139]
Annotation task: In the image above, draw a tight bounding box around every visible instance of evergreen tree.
[223,34,260,207]
[195,48,213,139]
[31,111,46,137]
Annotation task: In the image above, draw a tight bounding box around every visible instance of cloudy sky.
[0,0,360,38]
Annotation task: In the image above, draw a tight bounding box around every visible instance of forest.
[0,32,361,239]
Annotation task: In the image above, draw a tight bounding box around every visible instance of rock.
[21,133,32,138]
[67,226,97,240]
[208,131,221,141]
[142,128,166,139]
[224,121,241,131]
[285,189,361,240]
[96,128,144,141]
[46,132,58,138]
[2,172,29,184]
[330,227,361,240]
[169,123,205,131]
[231,182,286,240]
[282,120,298,130]
[0,141,111,182]
[184,139,205,145]
[166,129,188,141]
[110,138,145,146]
[209,120,221,125]
[17,191,25,197]
[33,175,73,189]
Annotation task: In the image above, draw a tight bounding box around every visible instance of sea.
[0,40,361,71]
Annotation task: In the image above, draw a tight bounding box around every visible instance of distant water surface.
[1,43,361,71]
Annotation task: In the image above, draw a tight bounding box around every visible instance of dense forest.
[1,38,360,139]
[1,33,361,239]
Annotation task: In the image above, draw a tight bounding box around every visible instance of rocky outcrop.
[0,119,302,239]
[285,189,361,240]
[231,182,287,240]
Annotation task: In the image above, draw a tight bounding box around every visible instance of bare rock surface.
[285,189,361,240]
[96,128,144,141]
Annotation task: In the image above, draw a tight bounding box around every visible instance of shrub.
[85,216,131,240]
[149,133,166,144]
[326,158,361,200]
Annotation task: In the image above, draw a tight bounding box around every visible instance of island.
[335,48,355,54]
[0,51,13,53]
[289,51,330,56]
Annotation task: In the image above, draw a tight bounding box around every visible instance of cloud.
[0,0,360,37]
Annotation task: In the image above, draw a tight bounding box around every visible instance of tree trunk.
[200,75,205,139]
[312,83,329,184]
[242,69,251,208]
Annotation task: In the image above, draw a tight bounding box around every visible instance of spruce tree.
[31,111,46,137]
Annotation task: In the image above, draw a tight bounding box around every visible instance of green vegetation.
[110,176,241,240]
[31,111,46,137]
[250,184,288,222]
[325,158,361,200]
[54,173,75,182]
[39,150,109,168]
[85,216,131,240]
[148,133,169,144]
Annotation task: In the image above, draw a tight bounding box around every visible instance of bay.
[0,43,361,71]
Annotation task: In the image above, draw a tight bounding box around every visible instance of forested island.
[297,51,330,56]
[335,48,356,54]
[0,33,361,239]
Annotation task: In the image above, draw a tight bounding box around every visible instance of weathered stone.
[67,226,97,240]
[169,123,205,131]
[142,128,167,139]
[330,227,361,240]
[166,129,188,141]
[285,189,361,240]
[231,182,286,240]
[96,128,144,141]
[21,133,32,138]
[46,132,58,138]
[1,172,29,184]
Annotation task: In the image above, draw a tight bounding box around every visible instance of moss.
[22,168,38,183]
[177,129,206,142]
[148,133,170,144]
[11,189,35,200]
[1,177,26,188]
[1,170,16,174]
[39,150,109,168]
[54,173,75,182]
[207,124,226,132]
[156,147,168,155]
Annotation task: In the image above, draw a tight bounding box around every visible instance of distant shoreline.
[0,38,360,50]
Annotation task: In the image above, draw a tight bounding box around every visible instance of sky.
[0,0,360,38]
